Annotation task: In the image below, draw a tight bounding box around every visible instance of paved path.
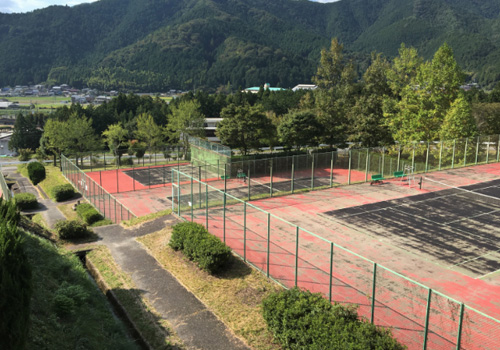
[94,217,250,350]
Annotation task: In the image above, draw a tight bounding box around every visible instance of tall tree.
[167,100,205,158]
[135,113,164,154]
[313,38,356,146]
[216,103,275,155]
[278,110,322,150]
[66,113,101,166]
[440,95,477,140]
[41,119,70,165]
[8,113,44,152]
[102,123,128,166]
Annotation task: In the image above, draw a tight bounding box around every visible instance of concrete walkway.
[94,217,250,350]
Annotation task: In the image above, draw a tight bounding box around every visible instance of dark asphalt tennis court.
[322,178,500,278]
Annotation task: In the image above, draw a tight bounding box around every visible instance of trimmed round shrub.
[169,222,206,252]
[27,161,46,185]
[14,193,38,210]
[55,220,92,240]
[52,184,76,202]
[76,203,103,225]
[195,234,232,273]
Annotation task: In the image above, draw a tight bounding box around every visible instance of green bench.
[237,172,246,179]
[370,174,385,185]
[221,175,230,180]
[393,171,406,180]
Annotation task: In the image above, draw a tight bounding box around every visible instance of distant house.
[0,132,14,156]
[292,84,317,91]
[0,102,17,109]
[94,96,111,104]
[204,118,223,142]
[243,83,286,94]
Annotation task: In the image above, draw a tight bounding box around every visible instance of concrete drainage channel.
[75,250,152,350]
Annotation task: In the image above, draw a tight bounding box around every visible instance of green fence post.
[148,166,151,188]
[103,151,106,171]
[217,159,220,178]
[116,168,119,193]
[266,213,270,278]
[412,142,415,170]
[205,184,208,228]
[177,171,180,216]
[365,148,370,182]
[397,144,401,171]
[381,148,385,176]
[456,303,465,350]
[425,143,429,173]
[451,140,456,169]
[329,242,334,303]
[270,163,273,197]
[464,138,468,166]
[423,288,432,350]
[497,135,500,162]
[199,167,202,208]
[291,156,295,193]
[439,141,443,170]
[330,151,334,188]
[243,202,247,262]
[475,137,480,164]
[114,198,117,223]
[348,150,352,185]
[223,193,226,243]
[311,156,315,190]
[224,165,227,193]
[90,152,93,172]
[295,226,299,287]
[190,177,194,221]
[371,263,377,324]
[486,136,491,163]
[248,168,251,201]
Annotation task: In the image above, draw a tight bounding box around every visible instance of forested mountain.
[1,0,500,91]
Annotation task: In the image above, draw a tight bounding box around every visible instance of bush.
[0,197,20,225]
[76,203,103,225]
[52,184,76,202]
[262,288,405,350]
[169,222,231,274]
[53,281,89,317]
[14,192,38,210]
[55,220,92,240]
[18,148,32,161]
[27,161,46,185]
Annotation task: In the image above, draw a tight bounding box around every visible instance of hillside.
[1,0,500,90]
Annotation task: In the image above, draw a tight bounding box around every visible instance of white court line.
[447,247,500,269]
[249,178,281,192]
[477,267,500,280]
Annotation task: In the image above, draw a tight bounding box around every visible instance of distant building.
[243,83,286,94]
[0,132,14,156]
[204,118,223,141]
[292,84,317,91]
[0,102,17,109]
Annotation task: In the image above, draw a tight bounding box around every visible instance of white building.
[292,84,317,92]
[0,132,14,156]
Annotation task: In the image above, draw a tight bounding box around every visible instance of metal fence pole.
[190,177,194,221]
[148,166,151,188]
[116,168,119,193]
[486,136,491,163]
[329,242,334,303]
[456,303,465,350]
[311,156,315,190]
[371,263,377,324]
[330,152,334,188]
[423,288,432,350]
[464,138,468,166]
[266,213,270,278]
[243,202,247,262]
[177,170,180,216]
[451,140,456,169]
[365,148,369,182]
[291,156,295,193]
[475,137,480,164]
[348,150,352,185]
[411,142,415,170]
[224,165,227,193]
[223,193,226,243]
[425,143,429,173]
[199,167,202,209]
[295,226,299,287]
[439,141,443,170]
[381,148,385,175]
[270,163,273,197]
[397,144,401,171]
[205,184,208,228]
[248,168,251,201]
[497,135,500,162]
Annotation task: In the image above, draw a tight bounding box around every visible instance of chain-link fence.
[171,168,500,349]
[61,154,135,223]
[0,167,10,200]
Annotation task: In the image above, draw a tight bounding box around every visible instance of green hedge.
[76,203,103,225]
[51,184,76,202]
[55,220,92,240]
[169,222,231,274]
[262,288,405,350]
[14,193,38,210]
[27,161,46,185]
[0,197,20,225]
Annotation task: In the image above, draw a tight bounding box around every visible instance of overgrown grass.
[121,209,172,227]
[23,231,139,350]
[138,228,282,350]
[86,246,183,350]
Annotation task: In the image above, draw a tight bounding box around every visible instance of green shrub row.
[14,193,38,210]
[76,203,103,225]
[55,220,92,240]
[27,161,46,185]
[51,184,76,202]
[262,288,405,350]
[0,197,20,225]
[169,222,231,274]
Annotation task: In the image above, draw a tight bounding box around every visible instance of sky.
[0,0,339,14]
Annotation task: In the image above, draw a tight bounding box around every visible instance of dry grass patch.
[137,228,282,350]
[87,245,184,350]
[58,203,80,221]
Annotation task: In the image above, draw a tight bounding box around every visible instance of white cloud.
[0,0,99,14]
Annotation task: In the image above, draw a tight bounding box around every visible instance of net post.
[456,303,465,350]
[291,156,295,193]
[464,137,468,166]
[486,135,491,163]
[330,151,334,188]
[475,136,480,164]
[295,226,299,287]
[425,142,429,173]
[205,184,208,228]
[270,162,273,197]
[243,202,247,262]
[223,193,226,243]
[371,262,377,323]
[190,177,194,221]
[348,149,352,185]
[451,139,456,168]
[266,213,270,278]
[329,242,334,303]
[365,148,369,182]
[248,168,251,201]
[311,155,315,190]
[439,141,443,170]
[423,288,432,350]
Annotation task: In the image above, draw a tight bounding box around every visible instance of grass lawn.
[87,246,184,350]
[137,228,282,350]
[23,231,139,350]
[18,163,70,200]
